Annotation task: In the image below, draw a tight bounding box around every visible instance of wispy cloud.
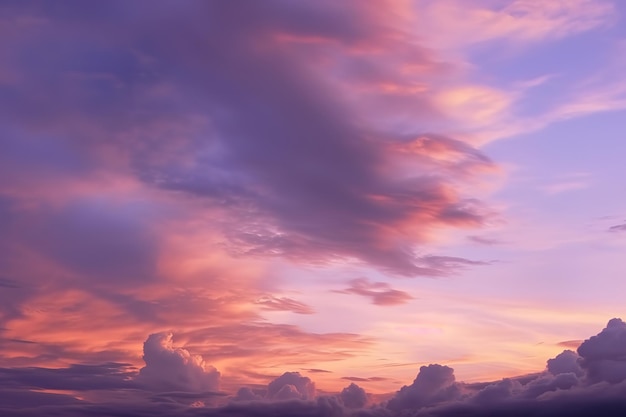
[609,223,626,233]
[334,278,414,306]
[255,296,315,315]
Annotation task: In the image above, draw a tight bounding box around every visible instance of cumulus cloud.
[232,387,263,402]
[578,318,626,383]
[521,371,580,399]
[387,364,461,411]
[471,378,521,404]
[136,332,221,392]
[335,278,413,306]
[340,383,368,408]
[547,349,583,377]
[267,372,316,401]
[360,319,626,416]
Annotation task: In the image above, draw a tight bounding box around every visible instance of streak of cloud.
[335,278,414,306]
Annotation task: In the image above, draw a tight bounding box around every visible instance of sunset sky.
[2,1,626,416]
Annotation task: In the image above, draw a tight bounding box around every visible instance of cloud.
[304,368,333,374]
[0,363,136,391]
[1,1,626,415]
[416,0,616,48]
[255,296,315,315]
[0,389,83,410]
[466,235,505,246]
[578,318,626,384]
[20,198,160,285]
[387,364,461,411]
[470,378,521,404]
[414,318,626,416]
[0,277,19,288]
[341,376,389,382]
[558,340,584,349]
[520,372,580,399]
[0,0,496,280]
[5,319,626,415]
[339,383,368,408]
[540,179,591,195]
[546,349,583,377]
[267,372,315,401]
[608,223,626,232]
[335,278,414,306]
[232,387,263,402]
[136,332,221,392]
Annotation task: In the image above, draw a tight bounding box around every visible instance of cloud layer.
[3,319,626,415]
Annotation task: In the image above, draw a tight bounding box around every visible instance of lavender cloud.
[608,223,626,232]
[0,0,494,278]
[387,364,461,412]
[546,349,583,377]
[137,332,221,393]
[267,372,315,401]
[340,383,368,408]
[578,318,626,384]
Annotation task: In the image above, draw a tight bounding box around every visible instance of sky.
[1,0,626,416]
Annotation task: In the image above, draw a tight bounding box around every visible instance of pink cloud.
[254,296,315,315]
[335,278,414,306]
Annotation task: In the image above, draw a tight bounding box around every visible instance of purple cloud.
[267,372,315,401]
[547,349,583,377]
[137,332,221,393]
[608,223,626,232]
[0,0,494,279]
[578,318,626,384]
[339,383,368,408]
[387,364,460,411]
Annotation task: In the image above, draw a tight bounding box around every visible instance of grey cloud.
[578,318,626,383]
[232,387,264,402]
[387,364,461,412]
[547,349,583,377]
[340,383,368,408]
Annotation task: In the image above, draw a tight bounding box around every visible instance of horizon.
[1,1,626,416]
